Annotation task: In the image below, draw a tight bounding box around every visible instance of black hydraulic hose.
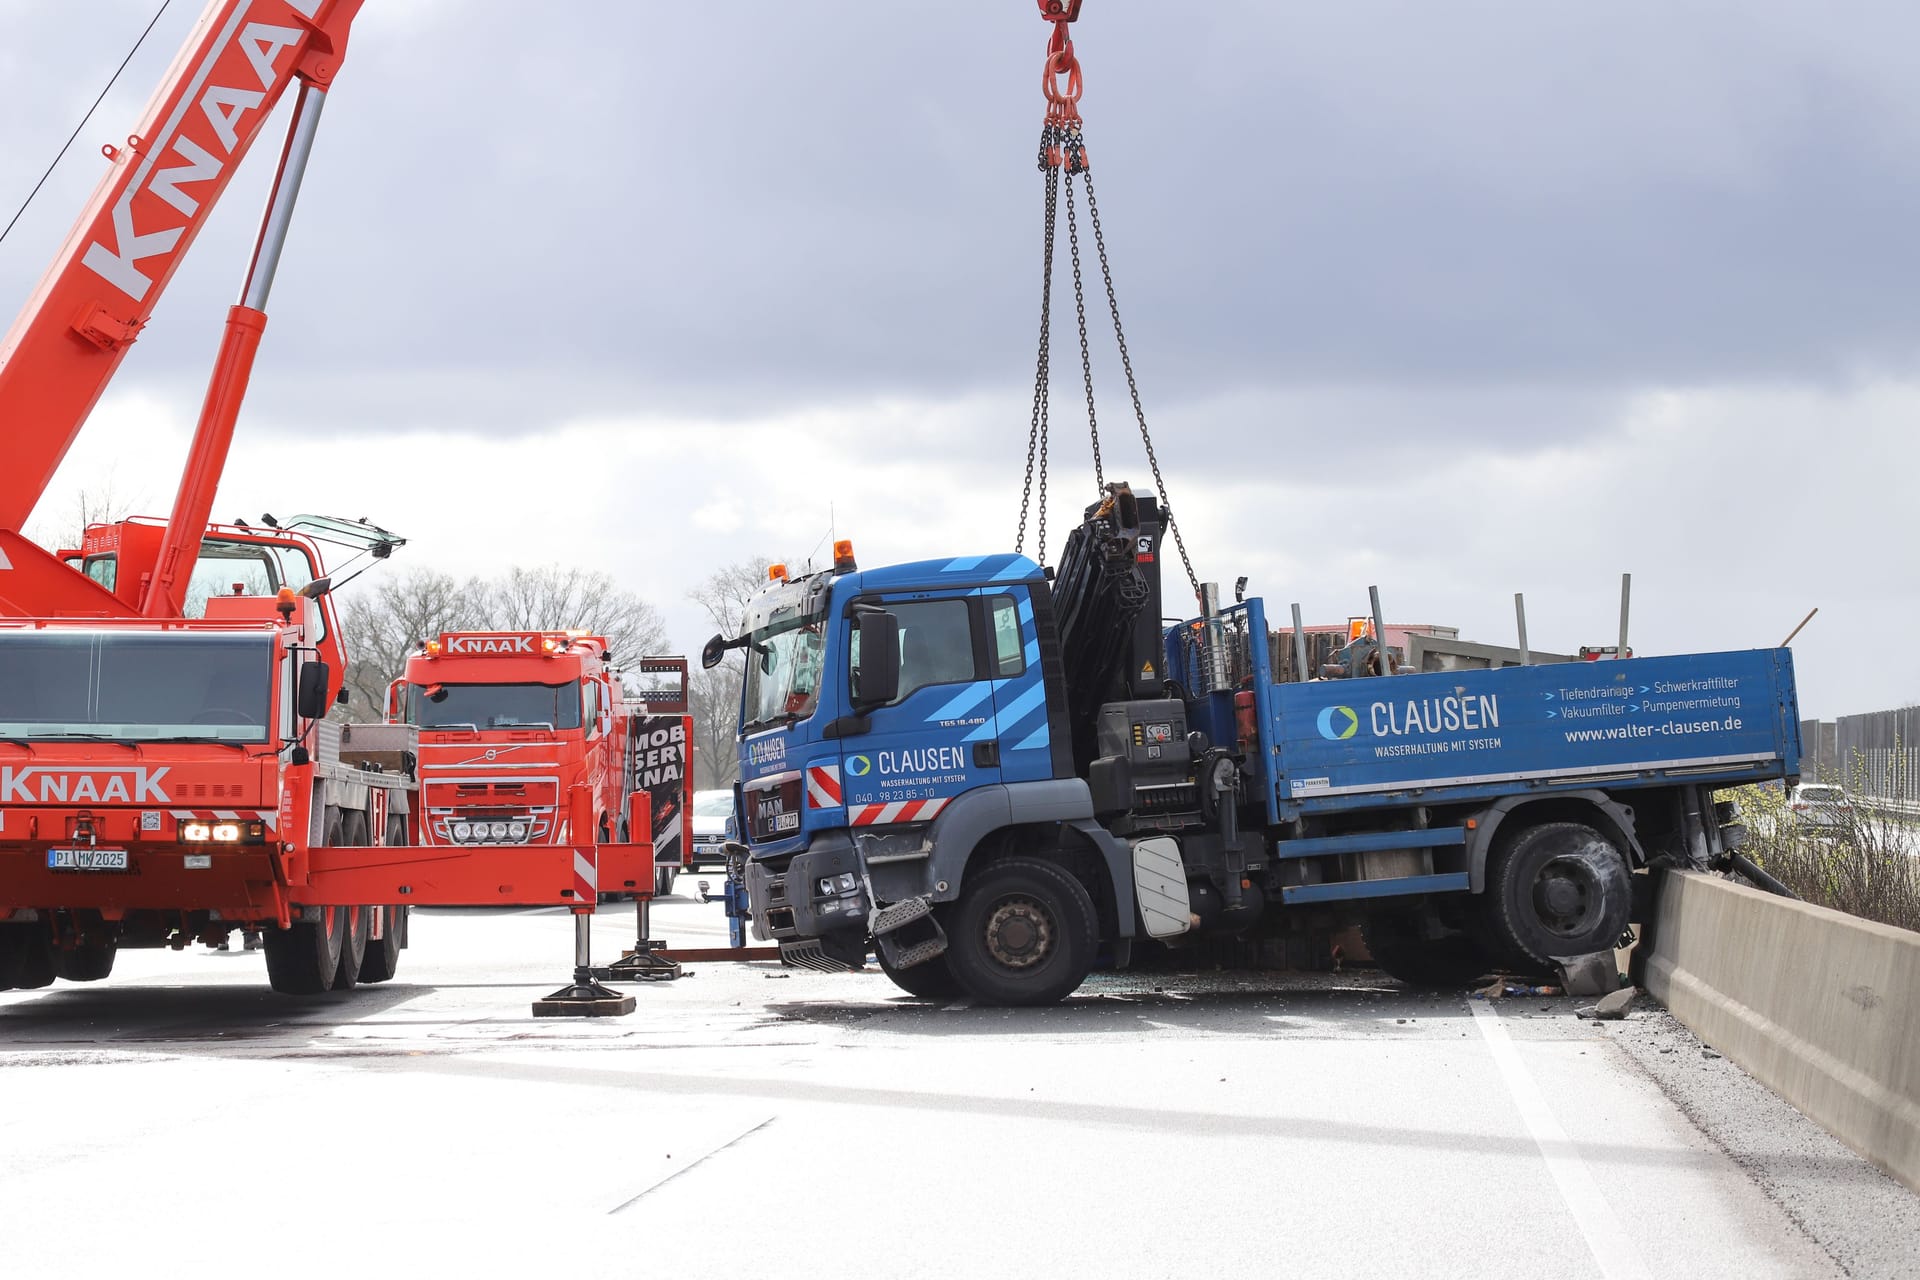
[1729,852,1800,900]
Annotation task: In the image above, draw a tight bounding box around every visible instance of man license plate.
[48,848,130,871]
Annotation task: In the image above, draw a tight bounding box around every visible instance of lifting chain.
[1013,4,1200,604]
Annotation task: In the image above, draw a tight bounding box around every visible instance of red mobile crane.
[0,1,652,1004]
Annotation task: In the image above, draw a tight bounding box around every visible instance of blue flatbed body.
[1203,603,1800,827]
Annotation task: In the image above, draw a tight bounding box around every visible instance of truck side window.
[583,680,601,736]
[989,596,1025,678]
[852,598,978,705]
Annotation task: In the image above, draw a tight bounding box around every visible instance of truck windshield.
[742,611,825,733]
[0,630,273,743]
[409,682,582,731]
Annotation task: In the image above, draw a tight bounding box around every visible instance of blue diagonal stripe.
[926,681,994,722]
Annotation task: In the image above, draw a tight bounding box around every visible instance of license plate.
[48,848,130,871]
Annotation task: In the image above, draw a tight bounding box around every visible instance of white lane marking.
[1470,1002,1652,1280]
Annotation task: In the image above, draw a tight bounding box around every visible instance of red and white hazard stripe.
[806,764,842,808]
[846,797,950,827]
[169,808,277,831]
[573,848,597,902]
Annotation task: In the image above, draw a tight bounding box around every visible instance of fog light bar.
[489,821,509,839]
[453,822,473,840]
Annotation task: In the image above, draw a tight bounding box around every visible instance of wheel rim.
[1531,855,1604,940]
[982,894,1055,971]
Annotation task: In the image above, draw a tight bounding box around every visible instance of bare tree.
[334,568,488,715]
[487,565,667,660]
[690,556,775,636]
[334,565,666,720]
[23,470,149,553]
[685,556,775,789]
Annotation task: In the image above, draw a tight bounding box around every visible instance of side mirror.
[336,686,351,706]
[298,577,332,599]
[297,660,331,720]
[701,633,728,670]
[852,612,900,708]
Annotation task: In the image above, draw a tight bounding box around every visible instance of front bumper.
[745,839,875,969]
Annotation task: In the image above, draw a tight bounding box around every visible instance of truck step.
[778,938,863,973]
[869,895,932,935]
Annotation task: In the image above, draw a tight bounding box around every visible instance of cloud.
[5,2,1920,725]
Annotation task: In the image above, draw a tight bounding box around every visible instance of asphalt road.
[3,895,1916,1278]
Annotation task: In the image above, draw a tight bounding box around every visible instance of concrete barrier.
[1639,870,1920,1192]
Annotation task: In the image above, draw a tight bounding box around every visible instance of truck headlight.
[489,821,509,839]
[211,822,242,842]
[181,821,212,842]
[508,821,528,840]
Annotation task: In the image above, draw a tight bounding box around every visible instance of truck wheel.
[265,907,347,994]
[943,857,1098,1007]
[357,816,407,984]
[655,867,676,899]
[1484,821,1631,967]
[266,812,346,994]
[877,951,965,1000]
[359,905,405,984]
[0,922,53,991]
[1360,912,1494,988]
[52,939,117,983]
[332,813,373,990]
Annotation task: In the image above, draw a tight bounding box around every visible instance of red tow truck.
[390,635,693,898]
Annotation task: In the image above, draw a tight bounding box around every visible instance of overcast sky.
[4,1,1918,720]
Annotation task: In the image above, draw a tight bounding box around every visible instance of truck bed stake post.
[1290,603,1308,684]
[1368,586,1390,676]
[1515,593,1530,666]
[533,904,636,1017]
[1618,573,1631,657]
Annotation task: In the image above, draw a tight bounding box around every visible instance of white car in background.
[1788,783,1853,830]
[692,790,734,871]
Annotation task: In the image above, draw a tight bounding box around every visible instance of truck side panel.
[1270,648,1799,810]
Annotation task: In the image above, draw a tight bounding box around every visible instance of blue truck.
[704,486,1800,1005]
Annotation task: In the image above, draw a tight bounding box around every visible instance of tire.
[358,815,409,984]
[1483,821,1631,967]
[10,925,56,991]
[655,866,676,899]
[359,906,405,984]
[0,922,52,991]
[1360,911,1494,988]
[265,810,347,994]
[877,950,965,1000]
[52,939,117,983]
[331,813,373,990]
[943,857,1098,1007]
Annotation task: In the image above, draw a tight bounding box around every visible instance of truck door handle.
[973,742,999,768]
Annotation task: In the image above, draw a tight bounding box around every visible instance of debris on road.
[1583,986,1638,1020]
[1554,950,1620,996]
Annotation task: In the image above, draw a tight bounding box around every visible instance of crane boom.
[0,0,361,535]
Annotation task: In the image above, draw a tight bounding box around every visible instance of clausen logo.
[846,755,872,776]
[1,766,171,803]
[1316,706,1359,741]
[448,635,536,655]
